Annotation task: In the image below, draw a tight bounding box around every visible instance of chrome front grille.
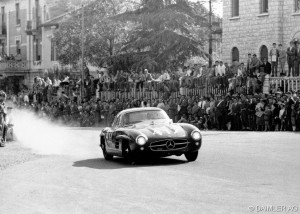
[149,139,189,151]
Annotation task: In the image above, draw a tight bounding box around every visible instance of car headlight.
[136,135,147,146]
[191,130,201,141]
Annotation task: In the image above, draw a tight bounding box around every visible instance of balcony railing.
[270,77,300,93]
[0,60,43,71]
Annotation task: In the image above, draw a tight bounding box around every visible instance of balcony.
[270,77,300,93]
[25,19,42,36]
[0,60,43,72]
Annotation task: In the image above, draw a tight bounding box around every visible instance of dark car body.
[99,107,202,162]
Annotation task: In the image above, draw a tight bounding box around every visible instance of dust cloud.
[11,109,100,157]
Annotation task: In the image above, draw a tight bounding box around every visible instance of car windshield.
[122,110,169,126]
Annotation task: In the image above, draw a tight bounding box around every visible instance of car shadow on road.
[73,157,186,170]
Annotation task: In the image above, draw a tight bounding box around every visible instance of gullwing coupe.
[99,107,202,163]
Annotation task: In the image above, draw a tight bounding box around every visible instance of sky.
[190,0,223,17]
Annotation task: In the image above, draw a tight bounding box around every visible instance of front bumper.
[129,138,202,157]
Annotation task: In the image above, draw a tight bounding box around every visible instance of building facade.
[0,0,63,93]
[222,0,300,63]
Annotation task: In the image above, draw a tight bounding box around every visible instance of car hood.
[133,123,187,139]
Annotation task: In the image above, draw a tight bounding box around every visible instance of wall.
[222,0,288,64]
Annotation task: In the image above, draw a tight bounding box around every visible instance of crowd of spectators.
[7,73,300,132]
[5,40,300,131]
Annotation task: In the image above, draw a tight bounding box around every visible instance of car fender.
[116,134,131,141]
[177,123,201,136]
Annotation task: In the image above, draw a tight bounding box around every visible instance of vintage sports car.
[99,107,202,162]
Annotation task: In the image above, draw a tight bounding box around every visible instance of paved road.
[0,130,299,214]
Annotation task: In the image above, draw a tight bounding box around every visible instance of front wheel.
[101,143,113,161]
[184,151,198,162]
[122,142,135,164]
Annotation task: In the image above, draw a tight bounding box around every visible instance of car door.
[106,115,120,153]
[105,115,118,149]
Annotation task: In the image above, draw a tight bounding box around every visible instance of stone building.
[222,0,300,63]
[0,0,65,93]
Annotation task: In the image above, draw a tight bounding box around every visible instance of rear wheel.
[102,143,113,161]
[184,151,198,162]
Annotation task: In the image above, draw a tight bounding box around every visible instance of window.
[1,7,5,34]
[51,39,56,61]
[232,0,239,17]
[35,0,40,26]
[296,0,300,12]
[16,3,20,25]
[232,47,239,62]
[260,45,268,61]
[16,40,21,54]
[260,0,268,13]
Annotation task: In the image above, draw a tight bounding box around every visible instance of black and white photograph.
[0,0,299,213]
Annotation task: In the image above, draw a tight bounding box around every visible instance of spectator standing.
[246,54,252,76]
[295,41,300,77]
[270,43,279,77]
[218,61,226,76]
[287,41,296,77]
[249,54,261,77]
[278,44,286,76]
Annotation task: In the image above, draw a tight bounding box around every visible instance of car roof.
[118,107,163,116]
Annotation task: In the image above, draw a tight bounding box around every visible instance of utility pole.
[209,0,213,67]
[81,3,85,102]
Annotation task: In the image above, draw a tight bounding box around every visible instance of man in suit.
[287,41,296,77]
[295,41,300,77]
[216,95,229,130]
[260,57,271,75]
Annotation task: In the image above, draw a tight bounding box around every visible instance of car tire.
[122,142,135,164]
[102,143,113,161]
[184,151,198,162]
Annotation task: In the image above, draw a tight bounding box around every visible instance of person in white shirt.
[219,61,226,76]
[23,93,29,103]
[157,99,165,110]
[162,70,171,81]
[46,77,52,86]
[237,64,244,77]
[214,61,221,76]
[186,66,192,76]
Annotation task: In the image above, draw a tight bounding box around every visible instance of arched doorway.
[260,45,268,61]
[293,31,300,44]
[232,47,239,62]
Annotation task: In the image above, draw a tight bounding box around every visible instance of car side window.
[112,116,118,128]
[113,115,121,128]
